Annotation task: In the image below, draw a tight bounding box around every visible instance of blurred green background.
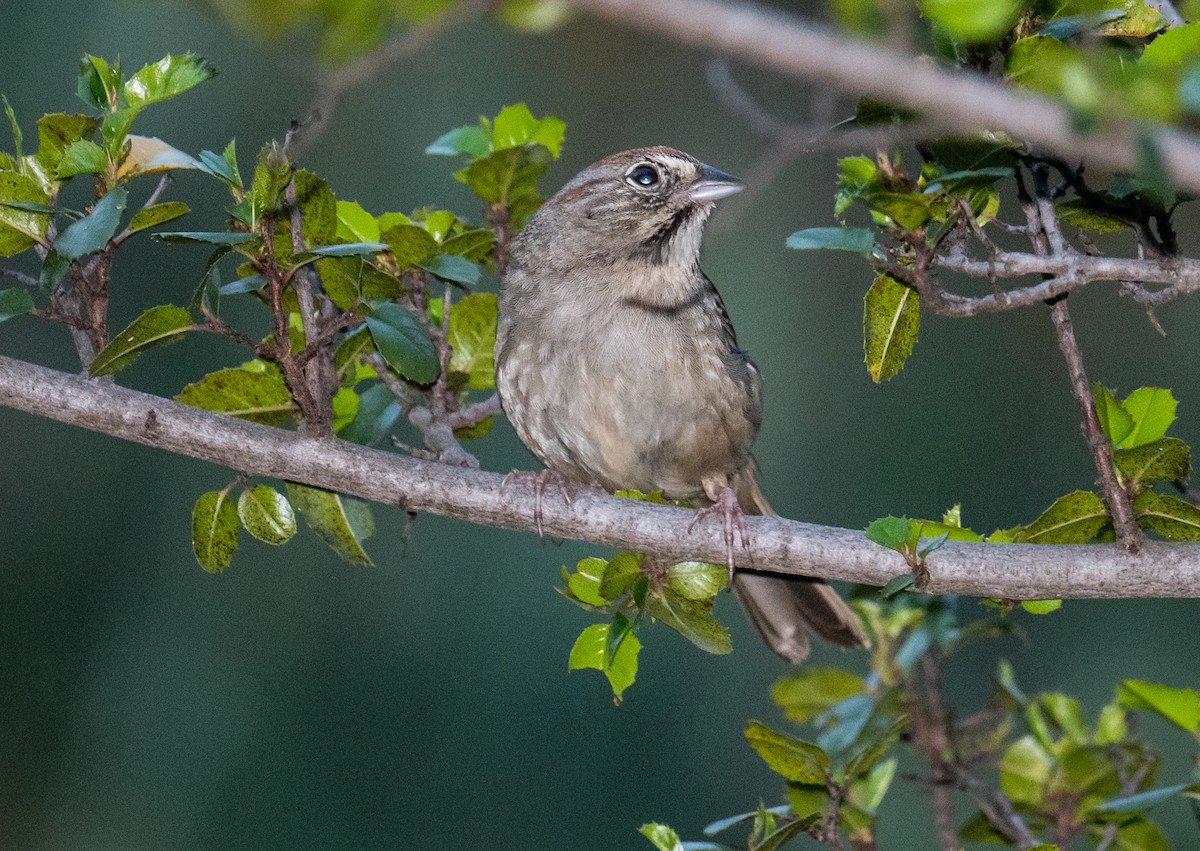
[3,1,1200,848]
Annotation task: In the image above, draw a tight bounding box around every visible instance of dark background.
[2,1,1199,848]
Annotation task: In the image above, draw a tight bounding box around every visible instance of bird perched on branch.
[495,146,865,663]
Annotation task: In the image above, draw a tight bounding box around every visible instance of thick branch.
[566,0,1200,195]
[3,356,1200,596]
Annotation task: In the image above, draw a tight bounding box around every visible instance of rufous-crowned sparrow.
[495,146,865,662]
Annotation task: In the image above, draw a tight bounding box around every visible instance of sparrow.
[495,146,865,663]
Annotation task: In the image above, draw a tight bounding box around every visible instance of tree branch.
[566,0,1200,194]
[4,355,1200,596]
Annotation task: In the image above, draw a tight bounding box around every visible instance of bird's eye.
[627,164,660,188]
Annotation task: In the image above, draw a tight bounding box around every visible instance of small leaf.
[568,622,640,700]
[382,222,439,268]
[881,573,916,597]
[286,482,374,566]
[123,53,216,108]
[745,720,830,783]
[666,562,727,600]
[1095,383,1134,446]
[1114,437,1190,486]
[1118,678,1200,732]
[920,0,1021,42]
[116,135,204,179]
[0,172,50,256]
[863,274,919,383]
[598,551,641,600]
[53,187,127,260]
[1014,490,1108,544]
[419,252,481,286]
[192,489,238,572]
[127,201,190,236]
[198,147,241,188]
[1134,491,1200,542]
[1020,599,1062,615]
[338,383,402,446]
[446,293,498,389]
[219,274,268,295]
[1057,198,1131,233]
[567,557,611,606]
[786,226,875,252]
[866,515,912,551]
[772,667,866,724]
[0,288,35,322]
[296,241,389,260]
[650,596,732,655]
[90,304,193,376]
[426,125,491,158]
[366,301,440,385]
[491,103,566,156]
[1095,784,1192,816]
[335,200,381,243]
[237,485,297,545]
[155,231,259,246]
[845,715,906,779]
[999,735,1051,806]
[1037,9,1126,39]
[56,139,107,179]
[639,823,684,851]
[1121,387,1177,448]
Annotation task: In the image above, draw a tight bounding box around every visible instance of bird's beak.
[689,163,745,203]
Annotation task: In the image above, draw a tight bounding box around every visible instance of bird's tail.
[730,470,867,664]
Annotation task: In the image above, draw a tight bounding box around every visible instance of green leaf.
[999,735,1051,806]
[638,823,684,851]
[866,515,911,551]
[0,172,51,256]
[1014,490,1108,544]
[54,139,107,179]
[845,715,906,780]
[220,274,268,295]
[198,147,242,189]
[53,187,127,260]
[177,362,295,426]
[123,53,216,108]
[90,304,193,376]
[1134,490,1200,541]
[863,274,919,383]
[335,200,381,243]
[126,201,190,236]
[426,125,492,158]
[1021,599,1063,615]
[366,301,440,385]
[567,557,610,605]
[1115,437,1190,487]
[568,622,640,700]
[192,489,238,572]
[1106,818,1169,851]
[491,103,566,156]
[745,720,830,783]
[250,141,290,224]
[457,143,552,206]
[155,231,259,247]
[758,817,816,851]
[34,114,100,179]
[1057,199,1131,233]
[1121,387,1177,448]
[440,227,496,261]
[786,226,875,252]
[296,241,389,260]
[1037,9,1126,38]
[921,166,1011,194]
[1118,678,1200,731]
[0,287,34,323]
[881,573,917,597]
[286,482,374,566]
[237,485,297,545]
[854,757,897,814]
[1105,1,1168,36]
[446,293,497,389]
[920,0,1021,42]
[77,54,120,110]
[289,169,337,246]
[650,596,732,655]
[338,383,401,446]
[1095,384,1135,446]
[598,551,641,600]
[1136,130,1172,209]
[772,668,867,724]
[419,252,481,286]
[1142,22,1200,66]
[382,222,439,268]
[499,0,572,31]
[666,562,727,601]
[1096,702,1128,745]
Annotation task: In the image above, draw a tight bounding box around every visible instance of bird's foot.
[688,485,752,580]
[502,468,576,539]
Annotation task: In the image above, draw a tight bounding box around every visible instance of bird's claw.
[688,485,752,582]
[502,469,575,539]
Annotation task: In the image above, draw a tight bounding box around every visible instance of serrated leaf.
[772,668,866,724]
[127,201,190,236]
[177,362,295,425]
[77,54,118,110]
[286,482,374,566]
[567,556,610,605]
[786,226,875,252]
[491,103,566,157]
[123,52,216,108]
[1015,490,1108,544]
[639,823,684,851]
[568,622,640,700]
[54,187,127,259]
[650,596,732,655]
[290,169,337,246]
[863,274,919,383]
[1121,387,1176,448]
[426,125,491,158]
[32,113,99,180]
[198,148,241,188]
[1118,678,1200,732]
[55,138,106,179]
[250,142,290,224]
[745,721,829,783]
[237,485,297,545]
[1134,491,1200,541]
[192,489,238,572]
[1095,384,1135,446]
[865,515,911,551]
[366,301,439,385]
[1115,437,1190,487]
[457,143,551,207]
[446,293,497,389]
[0,288,35,322]
[90,303,193,376]
[0,172,50,256]
[598,551,641,600]
[666,562,727,600]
